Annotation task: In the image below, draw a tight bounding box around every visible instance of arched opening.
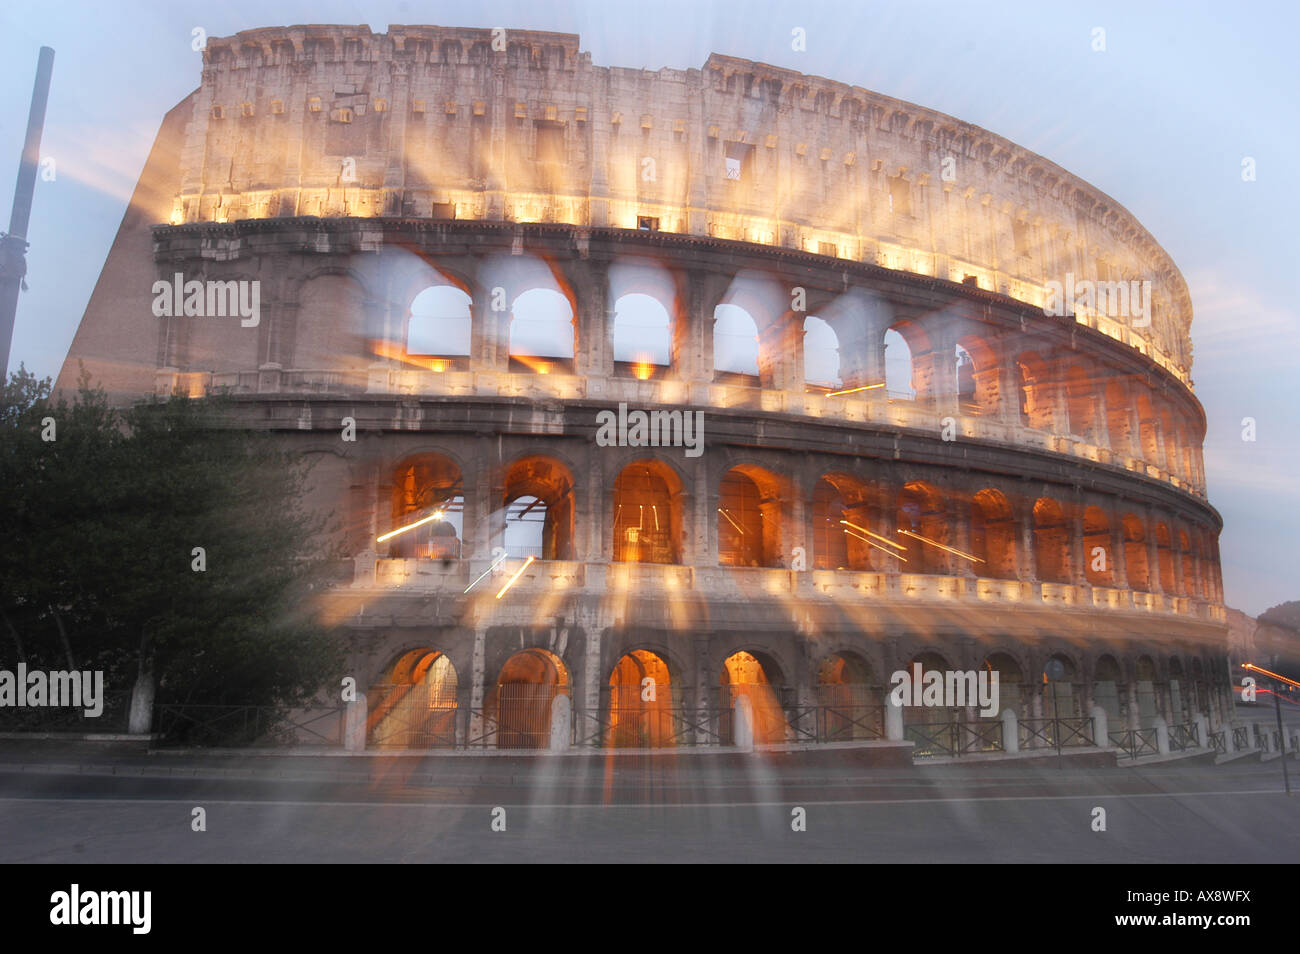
[718,466,782,568]
[1122,514,1150,591]
[612,460,682,564]
[897,481,949,574]
[294,274,367,371]
[1105,378,1133,456]
[883,326,916,399]
[1135,655,1159,727]
[491,648,570,749]
[1015,352,1054,430]
[817,652,881,739]
[954,334,999,415]
[406,284,472,362]
[612,292,672,379]
[368,649,459,748]
[1179,530,1196,598]
[607,649,677,747]
[812,475,876,571]
[1135,392,1161,464]
[386,453,464,559]
[503,456,574,560]
[1065,365,1097,439]
[803,316,842,390]
[1161,410,1180,476]
[1155,523,1176,593]
[1093,655,1123,726]
[713,304,760,381]
[1033,497,1070,583]
[720,649,787,744]
[983,652,1022,720]
[1083,506,1113,586]
[509,287,575,374]
[970,488,1016,579]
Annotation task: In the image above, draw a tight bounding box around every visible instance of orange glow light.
[1242,662,1300,691]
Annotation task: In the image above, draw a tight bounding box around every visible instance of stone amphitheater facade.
[59,25,1232,754]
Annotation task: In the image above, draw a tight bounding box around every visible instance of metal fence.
[1019,716,1095,751]
[365,684,457,748]
[904,717,1004,758]
[1108,727,1159,760]
[572,705,735,748]
[0,689,131,733]
[1168,721,1200,752]
[153,703,346,747]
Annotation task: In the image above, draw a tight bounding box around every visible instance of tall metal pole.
[0,46,56,378]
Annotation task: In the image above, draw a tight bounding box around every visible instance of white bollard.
[885,694,905,742]
[344,694,367,751]
[1001,707,1019,754]
[733,694,755,752]
[549,695,571,753]
[1153,715,1169,756]
[1090,705,1108,749]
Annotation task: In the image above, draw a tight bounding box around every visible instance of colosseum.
[58,25,1233,759]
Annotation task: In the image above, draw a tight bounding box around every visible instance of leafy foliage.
[0,366,346,708]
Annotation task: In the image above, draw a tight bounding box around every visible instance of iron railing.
[153,703,345,747]
[1019,716,1095,750]
[1232,725,1251,751]
[1209,729,1226,754]
[903,717,1005,757]
[1108,727,1159,760]
[572,705,735,747]
[365,683,457,748]
[1168,721,1200,752]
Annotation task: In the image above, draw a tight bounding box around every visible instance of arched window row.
[386,270,1204,491]
[376,452,1224,602]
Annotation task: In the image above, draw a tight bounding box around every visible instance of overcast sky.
[1,0,1295,616]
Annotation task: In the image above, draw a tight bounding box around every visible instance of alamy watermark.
[1043,272,1151,328]
[889,664,1000,718]
[151,273,260,327]
[595,402,704,458]
[0,665,104,717]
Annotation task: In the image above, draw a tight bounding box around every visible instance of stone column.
[572,258,612,379]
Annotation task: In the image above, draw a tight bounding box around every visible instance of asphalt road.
[0,747,1295,863]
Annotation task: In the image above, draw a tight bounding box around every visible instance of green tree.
[1,368,346,732]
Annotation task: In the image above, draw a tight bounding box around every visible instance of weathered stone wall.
[172,25,1192,377]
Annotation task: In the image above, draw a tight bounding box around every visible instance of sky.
[0,0,1295,616]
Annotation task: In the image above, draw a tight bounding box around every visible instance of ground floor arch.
[367,648,459,748]
[817,651,882,739]
[606,648,679,747]
[489,648,570,749]
[720,649,788,744]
